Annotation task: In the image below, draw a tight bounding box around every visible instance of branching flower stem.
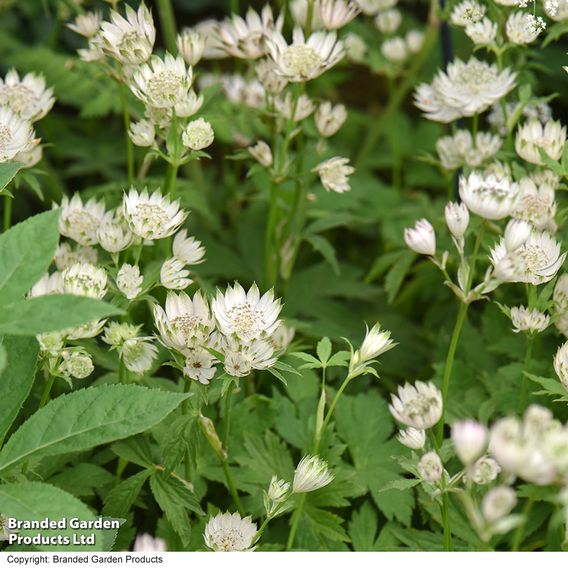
[118,81,134,185]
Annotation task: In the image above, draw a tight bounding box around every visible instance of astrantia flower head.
[293,455,334,493]
[451,420,488,465]
[29,271,63,298]
[436,130,502,170]
[102,321,140,347]
[248,140,273,167]
[354,0,397,15]
[445,202,470,239]
[128,119,155,147]
[503,218,531,252]
[313,156,354,193]
[58,194,106,246]
[130,53,193,110]
[0,105,36,162]
[389,381,443,430]
[177,29,205,66]
[122,188,187,240]
[58,349,94,380]
[204,512,257,552]
[222,337,277,377]
[315,101,347,138]
[405,30,424,53]
[512,177,556,230]
[468,456,501,485]
[414,83,462,124]
[344,33,367,62]
[133,535,166,552]
[317,0,360,30]
[121,337,158,374]
[62,262,107,299]
[183,348,217,384]
[55,242,98,270]
[459,171,519,220]
[515,119,567,165]
[100,3,155,65]
[418,451,443,482]
[450,0,485,26]
[182,118,214,151]
[275,92,315,121]
[404,219,436,256]
[255,58,288,94]
[381,37,408,63]
[97,210,133,253]
[0,69,55,122]
[465,17,498,46]
[375,9,402,34]
[506,11,542,45]
[397,427,426,450]
[482,486,517,523]
[554,341,568,391]
[172,229,206,265]
[266,26,344,82]
[554,274,568,312]
[67,11,102,38]
[116,263,143,300]
[510,306,549,334]
[271,321,296,352]
[160,258,192,290]
[350,322,395,370]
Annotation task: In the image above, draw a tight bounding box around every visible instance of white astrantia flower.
[450,0,485,27]
[121,337,158,374]
[489,101,552,136]
[270,321,296,352]
[172,229,206,265]
[554,342,568,391]
[436,130,502,170]
[102,321,140,347]
[183,348,217,384]
[397,427,426,450]
[313,156,354,193]
[404,219,436,256]
[66,318,107,341]
[255,58,288,94]
[153,291,214,351]
[405,30,424,53]
[515,119,567,165]
[248,140,273,167]
[223,337,277,377]
[482,487,517,523]
[468,456,501,485]
[381,37,408,63]
[58,194,106,247]
[182,118,214,151]
[512,177,556,231]
[0,69,55,122]
[177,29,205,66]
[54,242,98,270]
[413,83,462,124]
[389,381,443,430]
[459,171,519,220]
[160,258,192,290]
[116,263,143,300]
[0,513,17,542]
[128,119,155,147]
[344,33,367,62]
[0,105,36,162]
[375,9,402,34]
[175,90,204,119]
[275,92,315,121]
[530,169,560,190]
[293,455,334,493]
[506,11,542,45]
[29,271,63,298]
[445,202,470,239]
[62,262,108,299]
[266,26,344,82]
[99,3,155,65]
[510,306,550,334]
[78,36,106,63]
[418,451,443,483]
[265,475,290,516]
[317,0,360,30]
[130,53,193,110]
[354,0,397,15]
[58,349,94,380]
[350,322,395,370]
[554,274,568,312]
[465,17,498,46]
[451,420,488,465]
[204,512,257,552]
[97,211,134,253]
[122,188,187,240]
[67,11,102,38]
[315,101,347,138]
[133,534,166,552]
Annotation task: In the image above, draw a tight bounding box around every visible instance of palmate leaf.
[348,502,379,551]
[0,385,190,474]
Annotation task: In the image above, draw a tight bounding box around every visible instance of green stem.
[316,374,352,452]
[512,498,534,551]
[164,163,179,197]
[286,493,306,550]
[3,195,12,231]
[155,0,178,54]
[519,335,534,412]
[221,458,245,516]
[223,381,236,448]
[254,516,272,544]
[39,373,56,409]
[263,180,279,288]
[430,431,453,551]
[118,81,134,185]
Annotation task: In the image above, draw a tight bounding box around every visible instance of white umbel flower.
[404,219,436,256]
[128,119,155,147]
[133,534,166,552]
[67,11,102,38]
[451,420,488,465]
[172,229,206,265]
[177,29,205,66]
[212,282,281,343]
[58,349,94,380]
[97,211,133,253]
[122,188,187,240]
[182,118,214,150]
[223,337,277,377]
[450,0,485,26]
[510,306,550,334]
[102,322,140,347]
[375,9,402,34]
[351,322,395,369]
[389,381,443,430]
[459,171,519,220]
[418,451,443,483]
[436,130,502,170]
[515,119,567,165]
[100,3,155,65]
[445,202,470,239]
[204,512,257,552]
[397,427,426,450]
[55,242,98,270]
[160,258,192,290]
[315,101,347,137]
[275,92,315,121]
[0,69,55,122]
[266,26,344,82]
[405,30,425,54]
[62,262,107,299]
[116,263,143,300]
[344,33,367,62]
[506,11,542,45]
[153,291,214,351]
[482,487,517,523]
[465,17,498,46]
[130,53,193,109]
[317,0,360,30]
[58,194,106,246]
[121,337,158,374]
[554,342,568,391]
[313,156,354,193]
[248,140,273,167]
[293,455,334,493]
[512,177,556,230]
[183,348,217,384]
[381,37,408,63]
[0,106,36,162]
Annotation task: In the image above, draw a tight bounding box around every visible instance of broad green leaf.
[0,385,190,474]
[0,343,5,374]
[0,481,119,551]
[317,337,332,364]
[48,463,115,498]
[0,295,124,335]
[0,162,23,192]
[349,502,378,551]
[385,250,416,303]
[103,469,152,518]
[111,436,156,469]
[0,335,39,441]
[0,209,59,306]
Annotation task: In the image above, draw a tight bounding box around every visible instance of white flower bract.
[389,381,443,430]
[293,455,334,493]
[204,512,257,552]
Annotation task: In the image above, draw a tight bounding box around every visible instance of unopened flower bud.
[248,141,273,167]
[404,219,436,256]
[58,349,94,379]
[117,263,143,300]
[397,427,426,450]
[177,29,205,66]
[451,420,488,465]
[554,341,568,391]
[482,486,517,522]
[199,414,227,461]
[445,202,470,239]
[504,219,531,251]
[182,118,214,151]
[468,456,501,485]
[417,451,443,483]
[293,455,334,493]
[129,119,155,147]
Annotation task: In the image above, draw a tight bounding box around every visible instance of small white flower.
[248,140,273,167]
[62,262,107,299]
[317,0,360,30]
[465,17,498,45]
[354,0,397,15]
[397,427,426,450]
[275,92,315,121]
[506,11,542,45]
[405,30,425,53]
[183,348,217,385]
[554,274,568,312]
[120,337,158,374]
[512,177,556,231]
[223,337,277,376]
[58,349,94,380]
[375,9,402,33]
[510,306,550,334]
[133,534,166,552]
[67,11,102,38]
[451,420,488,465]
[102,322,140,347]
[450,0,485,26]
[255,58,288,94]
[100,3,155,65]
[182,118,214,151]
[468,456,501,485]
[54,242,98,270]
[270,321,296,351]
[389,381,443,430]
[128,119,155,147]
[29,271,63,298]
[172,229,206,265]
[315,101,347,138]
[177,29,205,66]
[515,119,567,165]
[0,106,36,162]
[545,0,568,21]
[116,263,143,300]
[482,486,517,523]
[344,33,367,62]
[58,194,106,246]
[554,341,568,391]
[123,188,187,240]
[459,171,519,220]
[313,156,354,193]
[175,90,204,118]
[418,451,443,483]
[414,83,461,124]
[351,322,395,371]
[293,455,334,493]
[404,219,436,256]
[268,476,290,502]
[97,211,134,253]
[204,512,257,552]
[0,69,55,122]
[160,258,192,290]
[445,202,470,239]
[436,130,502,170]
[381,37,407,63]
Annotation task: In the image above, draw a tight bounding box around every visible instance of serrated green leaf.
[161,414,196,474]
[103,469,152,518]
[349,502,378,551]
